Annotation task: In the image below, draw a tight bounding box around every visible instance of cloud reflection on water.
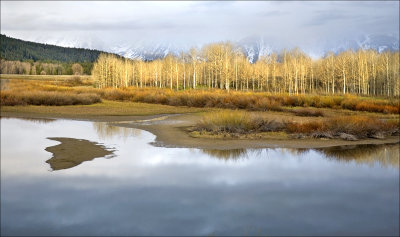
[1,118,399,236]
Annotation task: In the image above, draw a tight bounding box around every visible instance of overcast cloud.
[1,1,399,51]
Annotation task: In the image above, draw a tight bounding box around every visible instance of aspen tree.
[190,48,197,89]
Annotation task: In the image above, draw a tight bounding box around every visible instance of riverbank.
[110,113,399,149]
[1,102,399,149]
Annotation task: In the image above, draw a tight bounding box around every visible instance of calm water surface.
[1,118,399,236]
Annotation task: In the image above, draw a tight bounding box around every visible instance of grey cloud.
[259,10,288,17]
[2,18,180,32]
[1,1,398,51]
[304,11,363,27]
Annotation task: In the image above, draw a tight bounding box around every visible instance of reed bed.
[195,110,399,140]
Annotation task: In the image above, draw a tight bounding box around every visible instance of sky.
[1,1,399,52]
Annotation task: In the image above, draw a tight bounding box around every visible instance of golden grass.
[0,78,98,106]
[285,116,399,139]
[1,76,399,114]
[1,100,207,117]
[194,110,399,140]
[1,90,101,106]
[197,110,285,134]
[105,88,399,114]
[0,74,92,81]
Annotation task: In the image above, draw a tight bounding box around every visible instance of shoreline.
[2,111,399,150]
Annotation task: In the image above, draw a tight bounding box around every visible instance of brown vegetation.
[286,116,398,138]
[104,88,399,114]
[197,110,284,134]
[2,79,399,114]
[292,108,324,117]
[1,90,101,106]
[194,110,399,140]
[0,78,101,106]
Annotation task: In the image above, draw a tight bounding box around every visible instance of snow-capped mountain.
[236,36,275,63]
[110,41,192,61]
[321,34,399,56]
[237,34,399,62]
[30,33,107,51]
[355,34,399,52]
[24,33,399,62]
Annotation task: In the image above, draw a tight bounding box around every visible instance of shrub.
[292,108,324,117]
[198,110,251,133]
[195,111,398,140]
[327,116,388,138]
[319,97,335,108]
[383,105,399,114]
[103,88,133,101]
[288,116,398,139]
[341,98,358,110]
[197,110,284,134]
[67,76,83,86]
[1,91,101,106]
[283,96,298,107]
[286,121,326,133]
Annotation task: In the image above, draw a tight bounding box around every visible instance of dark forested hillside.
[0,34,109,62]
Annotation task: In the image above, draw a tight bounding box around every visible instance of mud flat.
[45,137,114,170]
[111,113,400,149]
[2,109,399,150]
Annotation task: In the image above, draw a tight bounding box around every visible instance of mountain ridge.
[1,33,398,63]
[0,34,117,63]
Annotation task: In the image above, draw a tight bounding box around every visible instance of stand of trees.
[0,34,120,75]
[1,34,105,62]
[0,60,90,75]
[93,43,399,97]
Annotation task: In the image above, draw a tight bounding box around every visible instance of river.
[1,118,399,236]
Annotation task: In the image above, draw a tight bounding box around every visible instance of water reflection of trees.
[201,149,248,161]
[315,143,399,168]
[201,143,399,168]
[93,122,141,140]
[5,117,56,124]
[284,148,310,156]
